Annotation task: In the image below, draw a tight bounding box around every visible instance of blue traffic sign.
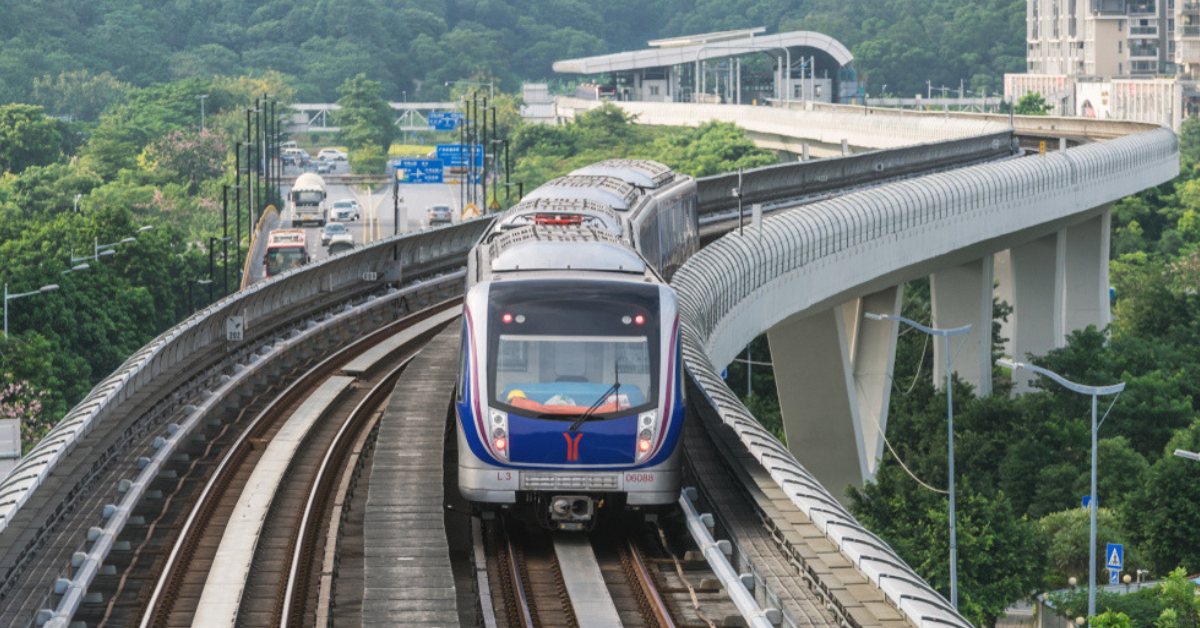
[1106,543,1124,570]
[428,112,463,131]
[394,159,444,184]
[1109,569,1120,585]
[720,368,728,380]
[1082,495,1096,509]
[436,144,484,168]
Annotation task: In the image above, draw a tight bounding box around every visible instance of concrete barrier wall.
[557,97,1011,149]
[696,131,1013,213]
[799,101,1162,139]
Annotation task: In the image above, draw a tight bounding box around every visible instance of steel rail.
[280,355,420,626]
[501,520,536,628]
[623,537,676,628]
[138,298,459,627]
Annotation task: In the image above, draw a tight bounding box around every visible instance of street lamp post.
[866,312,971,609]
[997,358,1125,625]
[1174,449,1200,461]
[4,283,60,337]
[71,226,153,264]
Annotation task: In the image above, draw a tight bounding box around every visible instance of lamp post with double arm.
[866,312,971,609]
[998,358,1124,624]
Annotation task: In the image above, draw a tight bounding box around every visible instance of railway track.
[69,302,459,627]
[482,514,743,628]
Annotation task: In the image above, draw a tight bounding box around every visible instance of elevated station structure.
[552,28,859,105]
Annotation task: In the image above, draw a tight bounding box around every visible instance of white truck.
[289,172,327,227]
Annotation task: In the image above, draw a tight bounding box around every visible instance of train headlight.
[490,409,509,460]
[635,410,658,461]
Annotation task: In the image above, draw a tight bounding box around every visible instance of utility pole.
[235,144,242,268]
[490,105,499,211]
[481,97,488,212]
[222,186,229,296]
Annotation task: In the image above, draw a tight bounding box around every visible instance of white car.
[321,222,354,247]
[317,148,348,161]
[330,199,360,221]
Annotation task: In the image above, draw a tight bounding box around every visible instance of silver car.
[427,205,453,225]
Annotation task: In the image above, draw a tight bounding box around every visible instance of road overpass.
[0,105,1177,627]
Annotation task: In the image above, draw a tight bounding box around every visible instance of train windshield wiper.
[569,359,621,432]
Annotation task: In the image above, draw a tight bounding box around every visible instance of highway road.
[277,161,467,265]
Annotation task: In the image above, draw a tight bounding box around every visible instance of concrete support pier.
[930,256,995,395]
[768,286,902,498]
[999,234,1061,364]
[1060,208,1112,338]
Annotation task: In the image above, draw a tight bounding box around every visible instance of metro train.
[456,159,699,530]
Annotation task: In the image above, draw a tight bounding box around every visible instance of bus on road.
[264,229,309,278]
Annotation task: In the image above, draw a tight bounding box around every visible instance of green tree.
[139,129,226,192]
[31,69,128,121]
[1039,507,1141,589]
[1093,611,1133,628]
[0,104,64,173]
[850,470,1044,626]
[1155,568,1200,628]
[1125,421,1200,573]
[348,144,387,175]
[1015,92,1050,115]
[335,73,394,152]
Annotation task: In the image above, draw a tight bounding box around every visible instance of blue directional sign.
[1082,495,1096,509]
[1109,569,1120,585]
[721,368,728,380]
[428,112,464,131]
[436,144,484,168]
[394,159,444,184]
[1106,543,1124,570]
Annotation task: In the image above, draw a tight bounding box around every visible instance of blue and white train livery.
[457,160,699,530]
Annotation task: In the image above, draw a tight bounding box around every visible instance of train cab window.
[487,280,660,421]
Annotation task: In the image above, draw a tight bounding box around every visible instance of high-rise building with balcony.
[1026,0,1170,78]
[1013,0,1191,128]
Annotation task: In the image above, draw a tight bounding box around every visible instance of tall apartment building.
[1016,0,1195,127]
[1024,0,1200,79]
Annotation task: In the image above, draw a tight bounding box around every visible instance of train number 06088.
[625,473,655,483]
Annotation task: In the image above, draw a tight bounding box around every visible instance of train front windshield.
[487,280,660,421]
[265,246,306,276]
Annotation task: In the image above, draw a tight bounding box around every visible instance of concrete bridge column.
[768,286,902,498]
[994,206,1112,391]
[930,256,995,396]
[1060,208,1112,336]
[996,233,1062,364]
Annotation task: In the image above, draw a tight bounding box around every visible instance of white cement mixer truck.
[289,172,327,227]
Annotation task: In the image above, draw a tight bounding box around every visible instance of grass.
[388,144,435,157]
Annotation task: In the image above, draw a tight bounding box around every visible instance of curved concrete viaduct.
[673,126,1177,501]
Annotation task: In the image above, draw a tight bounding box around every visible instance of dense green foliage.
[0,1,1024,106]
[0,86,771,454]
[0,76,285,451]
[510,104,775,190]
[1049,569,1200,626]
